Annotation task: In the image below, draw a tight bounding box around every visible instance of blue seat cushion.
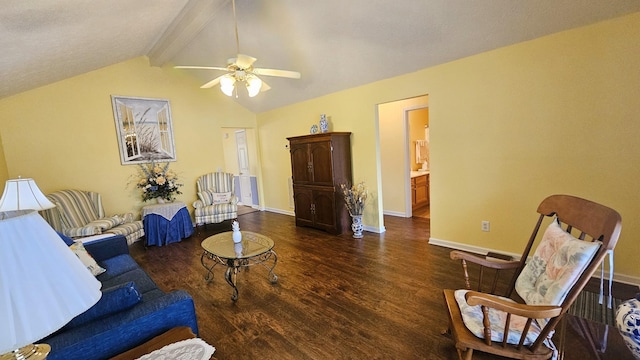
[64,281,141,330]
[100,268,159,294]
[96,254,141,281]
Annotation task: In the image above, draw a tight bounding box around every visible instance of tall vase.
[616,295,640,359]
[350,214,364,239]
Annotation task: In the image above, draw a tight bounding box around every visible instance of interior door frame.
[404,105,429,217]
[235,129,253,206]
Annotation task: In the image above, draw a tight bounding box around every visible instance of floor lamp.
[0,178,102,360]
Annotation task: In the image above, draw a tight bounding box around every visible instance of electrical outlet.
[481,221,490,232]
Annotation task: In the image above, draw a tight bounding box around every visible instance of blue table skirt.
[144,207,194,246]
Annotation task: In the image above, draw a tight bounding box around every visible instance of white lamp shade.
[220,74,236,97]
[246,75,262,97]
[0,210,102,354]
[0,178,55,211]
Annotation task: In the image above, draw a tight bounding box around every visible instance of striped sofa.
[193,172,238,226]
[41,189,144,245]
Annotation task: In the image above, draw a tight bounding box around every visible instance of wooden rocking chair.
[443,194,622,360]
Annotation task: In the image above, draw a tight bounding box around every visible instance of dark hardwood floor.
[129,211,635,360]
[413,205,430,219]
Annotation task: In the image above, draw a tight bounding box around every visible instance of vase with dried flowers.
[340,181,368,238]
[136,162,183,202]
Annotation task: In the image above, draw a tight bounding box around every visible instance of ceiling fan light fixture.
[220,74,236,96]
[175,0,299,97]
[246,75,262,97]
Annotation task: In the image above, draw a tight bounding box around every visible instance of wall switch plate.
[481,221,490,232]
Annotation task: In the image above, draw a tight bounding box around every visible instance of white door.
[235,130,253,205]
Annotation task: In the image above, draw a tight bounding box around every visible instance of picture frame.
[111,95,177,165]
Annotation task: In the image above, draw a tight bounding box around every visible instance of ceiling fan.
[174,0,301,98]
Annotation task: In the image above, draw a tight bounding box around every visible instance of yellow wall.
[0,13,638,281]
[0,133,8,185]
[257,13,640,280]
[428,13,640,282]
[0,57,256,216]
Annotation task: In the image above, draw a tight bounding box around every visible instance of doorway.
[378,95,429,221]
[407,107,430,219]
[222,128,260,209]
[236,130,253,207]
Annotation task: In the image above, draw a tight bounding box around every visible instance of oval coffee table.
[200,231,278,301]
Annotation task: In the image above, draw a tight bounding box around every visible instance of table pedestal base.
[201,249,278,301]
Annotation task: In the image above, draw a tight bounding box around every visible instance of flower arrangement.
[136,162,182,202]
[340,181,368,216]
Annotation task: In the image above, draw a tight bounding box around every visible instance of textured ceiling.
[1,0,639,113]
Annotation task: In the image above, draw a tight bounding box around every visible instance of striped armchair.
[193,172,238,226]
[41,189,144,245]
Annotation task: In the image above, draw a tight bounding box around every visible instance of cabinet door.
[312,189,336,231]
[293,188,314,227]
[290,144,311,184]
[414,175,428,207]
[309,141,334,185]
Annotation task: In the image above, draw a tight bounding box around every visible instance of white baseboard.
[363,224,386,234]
[429,237,640,286]
[264,207,295,216]
[594,272,640,287]
[428,237,522,260]
[383,210,408,218]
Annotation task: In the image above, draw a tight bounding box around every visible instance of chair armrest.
[450,250,520,270]
[193,200,205,209]
[64,225,102,238]
[450,250,521,294]
[465,291,562,319]
[84,235,129,262]
[230,195,239,205]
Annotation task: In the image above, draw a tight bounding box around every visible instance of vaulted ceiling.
[2,0,639,113]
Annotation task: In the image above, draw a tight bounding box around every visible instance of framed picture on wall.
[111,95,177,165]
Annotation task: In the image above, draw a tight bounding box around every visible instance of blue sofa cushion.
[57,231,75,246]
[100,268,159,294]
[45,290,198,360]
[64,281,142,329]
[96,254,141,282]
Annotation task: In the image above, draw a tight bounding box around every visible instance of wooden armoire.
[287,132,352,234]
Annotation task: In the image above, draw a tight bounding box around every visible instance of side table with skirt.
[142,201,194,246]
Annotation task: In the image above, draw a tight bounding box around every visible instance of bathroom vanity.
[410,171,429,210]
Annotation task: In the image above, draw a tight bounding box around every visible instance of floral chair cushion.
[515,220,600,307]
[456,220,601,347]
[455,289,542,345]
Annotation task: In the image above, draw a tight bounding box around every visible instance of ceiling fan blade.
[175,65,229,71]
[253,68,301,79]
[200,74,226,89]
[261,81,271,92]
[235,54,257,69]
